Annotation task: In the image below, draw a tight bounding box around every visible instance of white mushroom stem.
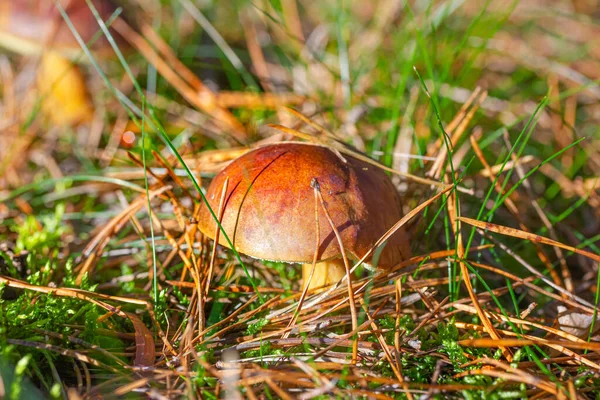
[302,259,347,291]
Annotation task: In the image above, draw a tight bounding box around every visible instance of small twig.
[284,180,321,338]
[313,178,358,364]
[206,177,229,296]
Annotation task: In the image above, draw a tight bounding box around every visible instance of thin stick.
[206,178,229,296]
[313,178,358,364]
[284,181,321,338]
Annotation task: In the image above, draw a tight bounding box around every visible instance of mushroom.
[198,142,410,290]
[0,0,125,125]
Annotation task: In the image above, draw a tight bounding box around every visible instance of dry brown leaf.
[557,305,600,338]
[126,312,156,367]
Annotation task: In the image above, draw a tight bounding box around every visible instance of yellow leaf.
[37,52,93,126]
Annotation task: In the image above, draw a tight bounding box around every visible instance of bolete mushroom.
[198,142,410,290]
[0,0,125,125]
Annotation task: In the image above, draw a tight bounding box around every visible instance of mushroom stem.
[302,259,347,291]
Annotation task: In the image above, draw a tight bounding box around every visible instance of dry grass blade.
[469,261,594,313]
[112,18,246,141]
[484,235,594,309]
[448,188,512,361]
[0,275,148,306]
[459,217,600,263]
[453,369,562,397]
[265,378,293,400]
[205,177,228,296]
[427,87,482,157]
[428,89,487,178]
[292,358,337,399]
[394,279,403,353]
[453,303,600,359]
[313,178,358,364]
[460,338,600,352]
[478,155,537,177]
[455,321,600,370]
[216,92,305,108]
[284,181,321,339]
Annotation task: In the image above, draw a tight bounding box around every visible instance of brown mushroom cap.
[0,0,124,59]
[198,143,410,268]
